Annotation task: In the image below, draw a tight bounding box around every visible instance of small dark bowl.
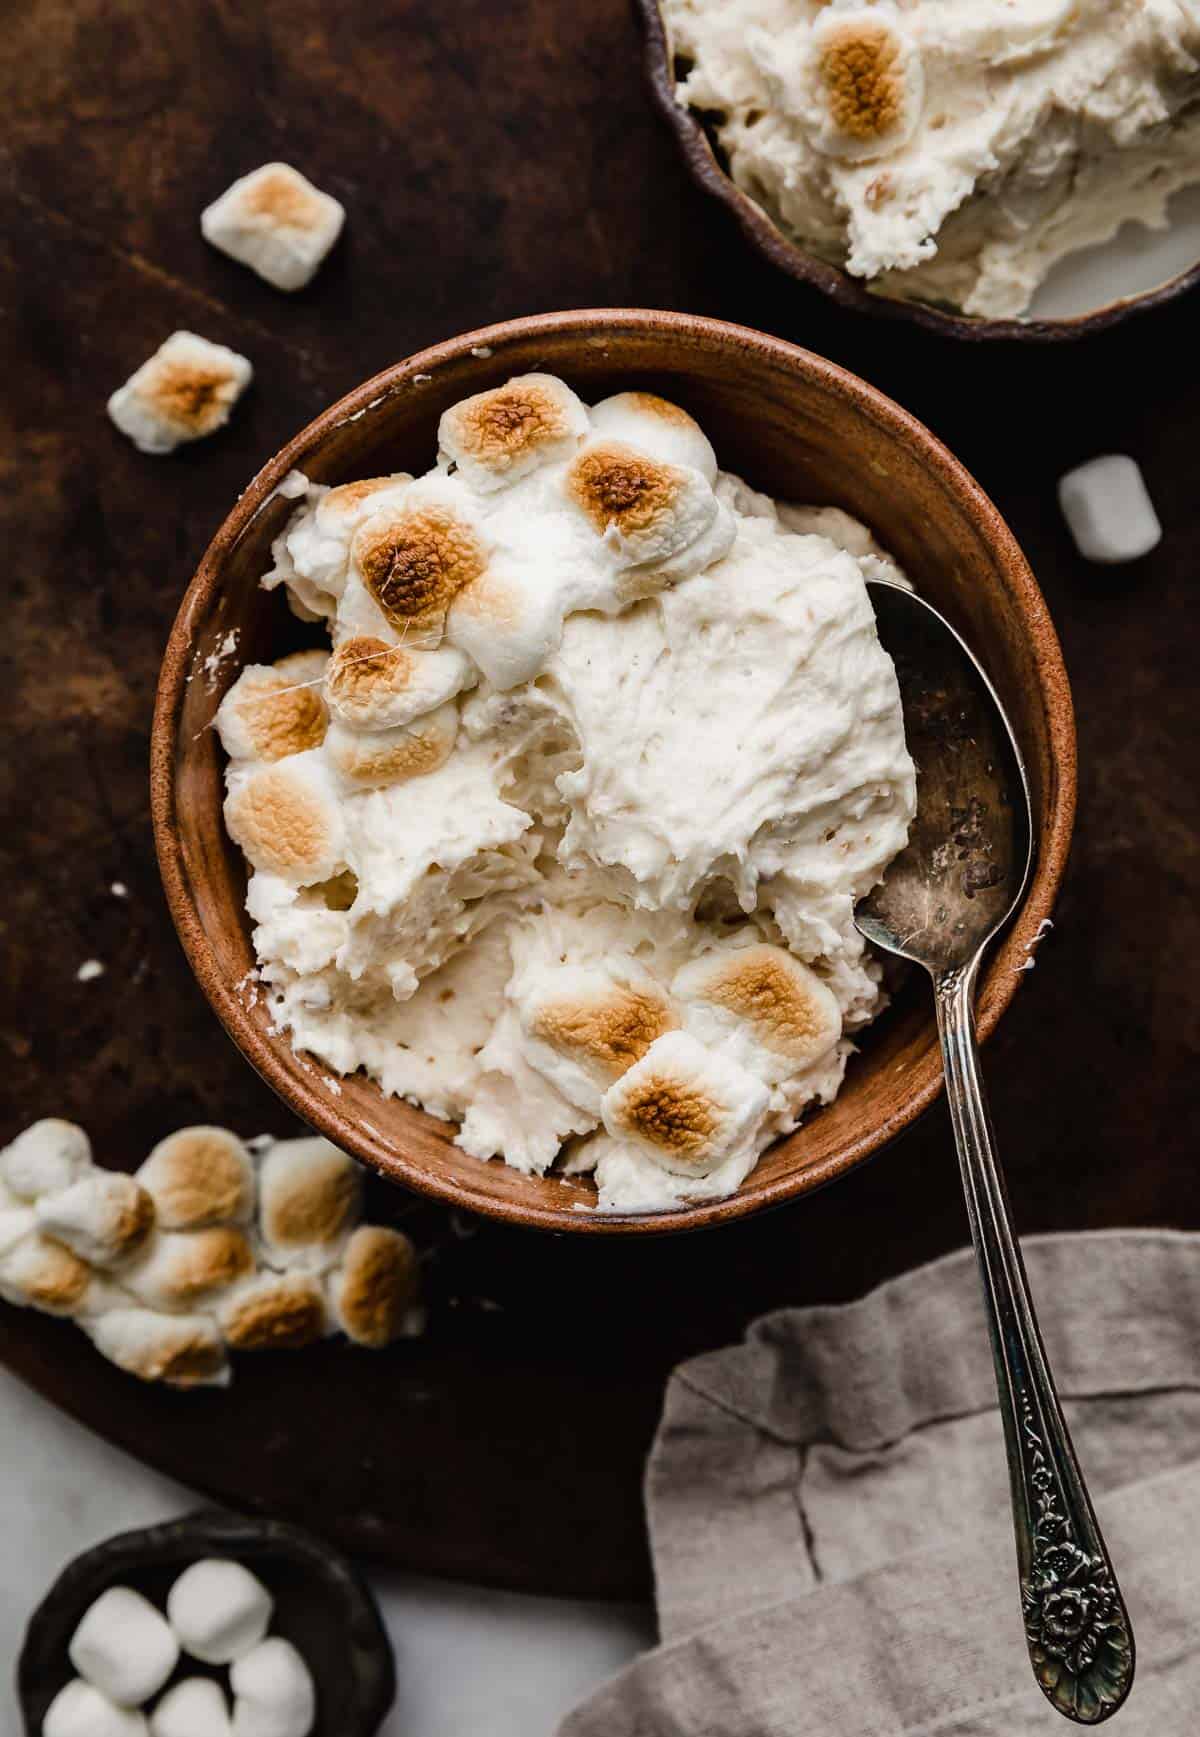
[633,0,1200,342]
[17,1510,395,1737]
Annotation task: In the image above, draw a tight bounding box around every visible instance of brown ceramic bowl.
[634,0,1200,342]
[151,309,1075,1234]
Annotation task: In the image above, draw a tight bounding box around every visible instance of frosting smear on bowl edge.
[217,377,916,1212]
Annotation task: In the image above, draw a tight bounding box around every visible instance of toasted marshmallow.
[328,1225,420,1347]
[522,966,678,1114]
[124,1226,255,1311]
[45,1680,149,1737]
[673,943,843,1080]
[257,1136,361,1272]
[219,1271,329,1350]
[285,475,412,599]
[108,332,252,455]
[564,439,733,588]
[802,5,924,162]
[444,561,569,690]
[35,1173,154,1268]
[137,1127,255,1230]
[230,1638,315,1737]
[0,1230,93,1315]
[69,1585,179,1707]
[325,636,473,730]
[324,700,458,789]
[150,1679,232,1737]
[589,392,717,484]
[2,1117,91,1200]
[349,476,488,640]
[438,373,588,492]
[601,1030,769,1177]
[86,1307,230,1388]
[201,162,345,292]
[167,1559,274,1665]
[216,657,329,765]
[224,752,345,884]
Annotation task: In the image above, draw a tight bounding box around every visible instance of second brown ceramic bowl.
[152,309,1075,1234]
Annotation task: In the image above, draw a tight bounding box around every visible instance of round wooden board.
[3,0,1198,1600]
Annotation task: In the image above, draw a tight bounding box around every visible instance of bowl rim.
[632,0,1200,342]
[151,306,1076,1235]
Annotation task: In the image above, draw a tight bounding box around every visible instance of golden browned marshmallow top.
[332,1225,419,1348]
[439,374,588,489]
[819,19,905,140]
[530,982,677,1084]
[137,1126,255,1230]
[216,657,329,765]
[613,1070,717,1161]
[88,1308,229,1387]
[241,164,328,228]
[223,755,344,883]
[0,1232,93,1314]
[352,499,486,635]
[127,1226,256,1309]
[674,943,842,1069]
[566,440,685,541]
[324,703,458,790]
[220,1272,328,1350]
[34,1172,155,1268]
[258,1137,361,1267]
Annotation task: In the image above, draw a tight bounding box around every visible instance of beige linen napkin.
[561,1231,1200,1735]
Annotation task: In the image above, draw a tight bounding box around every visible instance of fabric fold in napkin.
[560,1231,1200,1735]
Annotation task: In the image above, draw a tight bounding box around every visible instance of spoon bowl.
[856,582,1134,1724]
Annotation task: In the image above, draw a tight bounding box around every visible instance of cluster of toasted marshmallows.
[0,1120,421,1388]
[218,378,736,885]
[108,162,344,454]
[46,1559,314,1737]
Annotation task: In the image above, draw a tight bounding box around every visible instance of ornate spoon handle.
[934,961,1135,1724]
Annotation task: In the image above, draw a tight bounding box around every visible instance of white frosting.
[664,0,1200,318]
[231,377,915,1212]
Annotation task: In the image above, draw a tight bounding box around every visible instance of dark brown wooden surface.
[1,0,1197,1599]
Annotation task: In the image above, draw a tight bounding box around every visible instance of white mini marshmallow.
[108,332,252,456]
[35,1172,155,1268]
[202,163,345,292]
[224,751,346,885]
[86,1307,231,1388]
[346,473,488,644]
[1058,455,1162,564]
[44,1679,148,1737]
[324,636,474,730]
[257,1136,361,1273]
[218,1270,329,1351]
[438,373,589,491]
[601,1029,770,1178]
[2,1118,92,1200]
[69,1586,179,1707]
[216,659,329,766]
[230,1638,316,1737]
[149,1678,233,1737]
[167,1559,274,1665]
[589,392,717,483]
[0,1199,36,1254]
[137,1127,255,1230]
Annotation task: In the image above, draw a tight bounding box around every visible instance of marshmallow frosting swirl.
[663,0,1200,319]
[221,378,915,1212]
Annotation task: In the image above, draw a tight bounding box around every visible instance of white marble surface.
[0,1366,652,1733]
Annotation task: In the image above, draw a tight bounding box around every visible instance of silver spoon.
[855,581,1135,1724]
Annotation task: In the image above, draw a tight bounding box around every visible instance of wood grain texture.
[2,0,1198,1598]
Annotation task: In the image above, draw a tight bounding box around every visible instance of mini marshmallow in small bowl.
[202,164,345,292]
[19,1514,395,1737]
[68,1586,179,1707]
[231,1638,315,1737]
[43,1680,148,1737]
[167,1559,273,1665]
